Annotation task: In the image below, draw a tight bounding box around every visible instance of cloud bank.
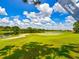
[0,3,76,30]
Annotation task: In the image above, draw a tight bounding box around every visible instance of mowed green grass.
[0,32,79,59]
[0,32,79,48]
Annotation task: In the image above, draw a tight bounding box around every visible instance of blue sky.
[0,0,77,30]
[0,0,66,21]
[0,0,55,15]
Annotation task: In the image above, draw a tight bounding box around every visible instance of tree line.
[0,21,79,36]
[0,26,45,35]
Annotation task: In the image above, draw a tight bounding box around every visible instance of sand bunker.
[2,34,29,40]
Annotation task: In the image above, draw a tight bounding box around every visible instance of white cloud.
[37,3,53,15]
[0,17,9,23]
[53,3,67,13]
[13,3,76,30]
[62,16,76,30]
[23,19,30,24]
[23,3,53,18]
[22,3,54,29]
[40,17,52,24]
[0,17,10,27]
[0,15,76,30]
[48,16,76,30]
[65,16,76,24]
[23,11,28,16]
[0,7,7,15]
[27,12,37,18]
[76,3,79,8]
[9,21,14,27]
[0,3,76,30]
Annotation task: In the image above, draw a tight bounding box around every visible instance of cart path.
[2,34,29,40]
[1,32,62,40]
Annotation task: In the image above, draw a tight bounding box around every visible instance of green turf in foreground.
[0,32,79,59]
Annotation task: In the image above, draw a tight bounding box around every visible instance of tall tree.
[11,26,20,35]
[73,21,79,33]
